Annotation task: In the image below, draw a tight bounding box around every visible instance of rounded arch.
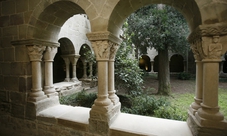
[108,0,202,36]
[139,55,151,72]
[28,0,89,42]
[58,38,75,55]
[170,54,184,72]
[79,44,93,57]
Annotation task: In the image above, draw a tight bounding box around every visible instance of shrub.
[60,91,97,108]
[178,72,191,80]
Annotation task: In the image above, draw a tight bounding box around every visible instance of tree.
[127,4,189,95]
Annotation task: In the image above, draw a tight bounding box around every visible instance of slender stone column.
[27,45,47,101]
[89,61,93,78]
[82,59,88,79]
[150,61,154,72]
[62,56,70,82]
[43,46,57,95]
[69,54,80,82]
[91,40,112,108]
[108,42,119,105]
[189,61,203,115]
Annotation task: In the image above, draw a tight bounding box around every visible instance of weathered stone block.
[2,1,15,15]
[2,26,18,37]
[0,102,10,113]
[0,90,9,102]
[19,76,31,92]
[10,91,26,104]
[4,76,19,91]
[28,0,40,11]
[10,13,24,25]
[4,47,15,61]
[0,15,10,27]
[2,62,11,75]
[1,36,13,48]
[0,75,4,89]
[15,45,30,62]
[11,62,31,75]
[18,25,28,40]
[24,11,32,24]
[0,49,4,61]
[11,103,25,118]
[16,0,28,13]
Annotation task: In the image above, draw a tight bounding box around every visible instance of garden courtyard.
[60,73,227,121]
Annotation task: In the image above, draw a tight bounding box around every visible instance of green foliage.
[115,22,144,96]
[60,91,97,107]
[178,72,191,80]
[127,4,190,54]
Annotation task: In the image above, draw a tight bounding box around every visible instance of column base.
[71,78,79,82]
[28,90,47,102]
[189,97,202,115]
[64,78,70,82]
[187,111,227,136]
[89,102,121,135]
[44,86,56,94]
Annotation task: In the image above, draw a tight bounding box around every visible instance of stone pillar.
[89,61,93,78]
[108,42,120,105]
[150,61,154,72]
[82,59,88,79]
[87,32,122,135]
[195,36,226,128]
[43,46,57,95]
[189,61,203,115]
[187,28,227,135]
[27,45,47,101]
[69,55,80,82]
[62,56,70,82]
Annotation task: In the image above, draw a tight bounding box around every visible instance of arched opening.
[153,55,159,72]
[53,38,75,83]
[170,54,184,72]
[139,55,151,72]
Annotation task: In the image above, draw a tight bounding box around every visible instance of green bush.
[178,72,191,80]
[60,91,97,108]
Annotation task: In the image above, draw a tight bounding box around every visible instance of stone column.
[62,56,70,82]
[150,61,154,72]
[108,42,120,105]
[87,32,122,135]
[89,61,93,78]
[82,59,88,79]
[43,46,57,95]
[195,36,226,128]
[189,61,203,115]
[27,45,47,101]
[69,54,80,82]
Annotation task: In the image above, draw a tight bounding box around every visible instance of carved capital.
[69,54,80,65]
[43,46,57,61]
[61,56,70,65]
[190,38,203,61]
[109,42,119,61]
[201,36,222,60]
[92,40,111,61]
[27,45,46,61]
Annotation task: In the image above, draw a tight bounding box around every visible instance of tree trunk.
[157,48,171,95]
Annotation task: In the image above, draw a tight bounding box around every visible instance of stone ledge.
[110,113,193,136]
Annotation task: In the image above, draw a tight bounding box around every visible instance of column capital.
[27,45,46,61]
[43,46,57,61]
[91,40,111,61]
[68,54,80,65]
[109,42,119,61]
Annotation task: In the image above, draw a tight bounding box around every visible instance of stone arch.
[27,0,91,42]
[108,0,202,36]
[139,55,151,72]
[170,54,184,72]
[58,38,76,55]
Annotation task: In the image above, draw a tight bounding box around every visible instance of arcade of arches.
[1,0,227,136]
